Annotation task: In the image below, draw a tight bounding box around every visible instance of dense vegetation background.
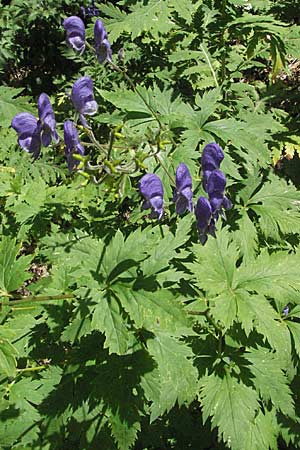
[1,1,300,449]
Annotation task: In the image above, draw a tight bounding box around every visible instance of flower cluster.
[139,143,231,244]
[11,76,99,168]
[11,14,110,169]
[63,16,112,64]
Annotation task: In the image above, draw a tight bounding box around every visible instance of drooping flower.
[71,76,98,127]
[94,19,112,64]
[63,16,85,55]
[37,93,59,147]
[11,113,41,159]
[206,169,232,214]
[195,196,216,245]
[63,120,85,171]
[173,163,193,214]
[201,142,224,191]
[139,173,164,219]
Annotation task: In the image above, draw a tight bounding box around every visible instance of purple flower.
[139,173,164,219]
[11,113,41,159]
[173,163,193,214]
[37,93,59,147]
[11,93,58,158]
[71,76,98,127]
[195,196,216,245]
[63,16,85,55]
[283,305,289,317]
[94,19,112,64]
[63,120,84,171]
[202,142,224,191]
[206,170,232,214]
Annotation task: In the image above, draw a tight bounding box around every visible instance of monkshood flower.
[63,16,85,55]
[173,163,193,214]
[11,113,41,159]
[139,173,164,219]
[71,76,98,127]
[11,93,58,159]
[94,19,112,64]
[64,120,85,171]
[37,93,59,147]
[206,169,232,214]
[202,142,224,191]
[195,196,216,245]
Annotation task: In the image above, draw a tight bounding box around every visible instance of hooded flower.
[206,169,232,214]
[11,112,41,158]
[139,173,164,219]
[173,163,193,214]
[202,142,224,191]
[94,19,112,64]
[63,16,85,55]
[195,196,216,245]
[71,76,98,127]
[37,93,59,147]
[64,120,85,171]
[11,93,58,158]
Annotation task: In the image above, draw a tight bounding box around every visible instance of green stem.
[107,130,115,161]
[16,365,47,373]
[200,44,219,88]
[0,294,74,306]
[155,153,176,186]
[109,61,163,128]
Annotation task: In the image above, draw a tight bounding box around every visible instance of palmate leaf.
[246,346,294,417]
[199,370,260,450]
[187,229,300,357]
[235,172,300,256]
[146,333,198,422]
[0,236,32,295]
[249,174,300,240]
[100,0,175,41]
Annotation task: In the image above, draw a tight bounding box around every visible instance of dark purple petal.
[63,16,85,55]
[37,93,59,145]
[222,196,232,210]
[11,112,41,158]
[206,170,226,196]
[64,120,84,171]
[202,142,224,170]
[209,194,224,213]
[139,173,164,219]
[94,19,112,63]
[71,77,98,118]
[202,143,224,190]
[195,196,216,245]
[195,196,212,231]
[41,129,52,147]
[173,163,193,214]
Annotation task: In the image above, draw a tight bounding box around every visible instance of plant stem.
[200,44,219,88]
[0,294,74,306]
[16,365,47,373]
[109,61,163,128]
